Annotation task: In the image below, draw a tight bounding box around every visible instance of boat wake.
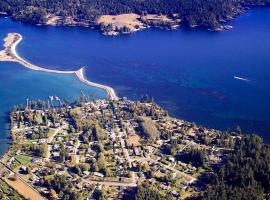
[234,76,251,82]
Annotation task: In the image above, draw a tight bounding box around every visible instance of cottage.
[168,156,175,162]
[93,172,104,178]
[171,190,179,197]
[83,171,90,176]
[53,144,60,151]
[171,172,177,179]
[52,152,60,158]
[134,147,142,156]
[0,167,9,176]
[144,146,153,153]
[20,165,27,172]
[160,184,169,190]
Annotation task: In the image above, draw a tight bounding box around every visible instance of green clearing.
[15,155,32,166]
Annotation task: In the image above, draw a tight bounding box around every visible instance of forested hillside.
[0,0,269,29]
[203,134,270,200]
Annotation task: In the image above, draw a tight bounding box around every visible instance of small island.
[1,97,269,200]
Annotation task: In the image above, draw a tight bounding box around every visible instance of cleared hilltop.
[0,0,269,35]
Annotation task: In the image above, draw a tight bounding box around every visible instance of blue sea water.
[0,8,270,150]
[0,62,106,155]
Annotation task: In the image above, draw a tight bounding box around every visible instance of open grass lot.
[15,155,32,166]
[1,154,11,164]
[0,179,10,194]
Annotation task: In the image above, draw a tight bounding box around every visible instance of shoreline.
[0,33,118,100]
[0,14,231,37]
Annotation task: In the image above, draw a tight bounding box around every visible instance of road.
[82,179,137,187]
[118,125,137,185]
[45,124,67,160]
[130,157,196,183]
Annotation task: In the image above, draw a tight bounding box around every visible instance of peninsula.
[0,33,118,100]
[0,97,269,200]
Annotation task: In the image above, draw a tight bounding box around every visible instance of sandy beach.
[0,33,118,100]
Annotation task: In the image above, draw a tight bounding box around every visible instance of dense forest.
[0,0,269,29]
[203,134,270,200]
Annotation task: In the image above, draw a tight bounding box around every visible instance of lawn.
[15,155,32,166]
[0,179,10,193]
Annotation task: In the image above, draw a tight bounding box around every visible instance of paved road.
[83,179,137,187]
[48,124,67,143]
[45,124,67,160]
[131,157,196,183]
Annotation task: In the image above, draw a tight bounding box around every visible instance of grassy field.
[15,155,32,166]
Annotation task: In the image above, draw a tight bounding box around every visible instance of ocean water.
[0,7,270,146]
[0,62,106,155]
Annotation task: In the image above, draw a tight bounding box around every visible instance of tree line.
[0,0,269,29]
[203,134,270,200]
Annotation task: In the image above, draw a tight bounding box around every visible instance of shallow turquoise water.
[0,7,270,145]
[0,62,106,155]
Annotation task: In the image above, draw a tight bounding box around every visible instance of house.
[144,146,153,153]
[54,122,60,128]
[87,148,93,154]
[168,156,175,162]
[0,167,9,176]
[171,190,179,197]
[160,184,169,190]
[52,152,60,158]
[7,157,15,167]
[56,137,63,142]
[38,139,46,144]
[138,173,145,179]
[134,147,142,156]
[53,144,60,151]
[171,172,177,179]
[83,171,90,176]
[93,172,104,178]
[155,152,163,158]
[110,132,116,141]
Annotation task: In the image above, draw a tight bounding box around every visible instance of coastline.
[75,68,118,100]
[0,33,118,100]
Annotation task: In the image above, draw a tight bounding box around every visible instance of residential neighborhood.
[0,97,238,200]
